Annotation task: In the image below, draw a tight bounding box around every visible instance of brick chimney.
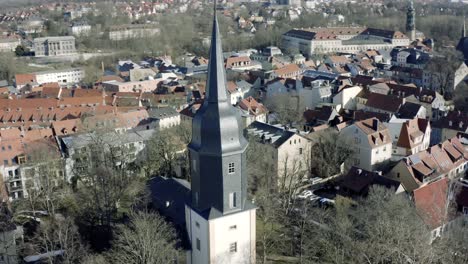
[372,118,379,131]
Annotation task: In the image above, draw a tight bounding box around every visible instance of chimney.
[372,118,379,131]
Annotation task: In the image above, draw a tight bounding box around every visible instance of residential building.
[273,63,302,79]
[34,68,85,86]
[69,21,91,36]
[0,37,20,52]
[59,129,155,181]
[109,24,160,41]
[147,107,180,129]
[226,80,252,105]
[33,36,76,57]
[339,166,405,198]
[413,177,449,239]
[340,118,392,171]
[363,93,404,115]
[301,79,333,109]
[391,48,431,69]
[432,111,468,144]
[102,79,160,93]
[282,27,409,56]
[225,56,261,71]
[247,121,312,182]
[386,136,468,192]
[333,85,363,110]
[179,101,203,124]
[185,8,256,263]
[237,97,268,127]
[393,118,431,159]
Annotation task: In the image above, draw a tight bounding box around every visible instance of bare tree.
[16,139,67,217]
[138,127,185,178]
[426,49,464,97]
[71,130,146,229]
[309,130,354,178]
[33,217,87,264]
[265,94,305,126]
[109,211,179,264]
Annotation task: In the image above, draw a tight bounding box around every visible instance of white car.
[309,194,321,202]
[310,177,322,185]
[297,190,313,199]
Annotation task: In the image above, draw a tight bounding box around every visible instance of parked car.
[297,190,313,199]
[310,177,322,185]
[309,194,321,202]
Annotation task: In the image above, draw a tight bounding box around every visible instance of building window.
[228,163,235,174]
[196,238,201,251]
[192,159,197,172]
[229,192,237,208]
[195,222,200,228]
[229,242,237,253]
[3,160,7,166]
[299,148,303,154]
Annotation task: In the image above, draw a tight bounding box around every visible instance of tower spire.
[206,0,228,103]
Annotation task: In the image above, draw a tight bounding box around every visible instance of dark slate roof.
[340,166,401,196]
[147,107,180,119]
[396,102,423,119]
[353,110,392,122]
[247,121,297,148]
[303,106,337,124]
[283,29,316,40]
[365,93,403,113]
[433,111,468,131]
[149,176,190,227]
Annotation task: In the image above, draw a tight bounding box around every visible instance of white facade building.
[35,68,85,86]
[0,38,21,52]
[282,27,410,56]
[340,118,392,171]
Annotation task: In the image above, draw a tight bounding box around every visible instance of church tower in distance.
[185,1,256,263]
[406,0,416,41]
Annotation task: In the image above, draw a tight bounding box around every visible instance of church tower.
[185,1,256,263]
[406,0,416,41]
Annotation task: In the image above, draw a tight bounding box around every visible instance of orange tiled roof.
[274,64,301,77]
[15,73,36,86]
[414,178,449,229]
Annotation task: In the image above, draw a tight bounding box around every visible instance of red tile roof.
[414,178,449,229]
[15,73,36,86]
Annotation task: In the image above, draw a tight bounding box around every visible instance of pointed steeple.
[206,0,228,103]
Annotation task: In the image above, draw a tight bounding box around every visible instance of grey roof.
[62,129,156,150]
[35,68,83,75]
[34,36,75,42]
[148,107,179,119]
[247,121,296,148]
[149,176,190,226]
[283,29,316,40]
[396,102,423,119]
